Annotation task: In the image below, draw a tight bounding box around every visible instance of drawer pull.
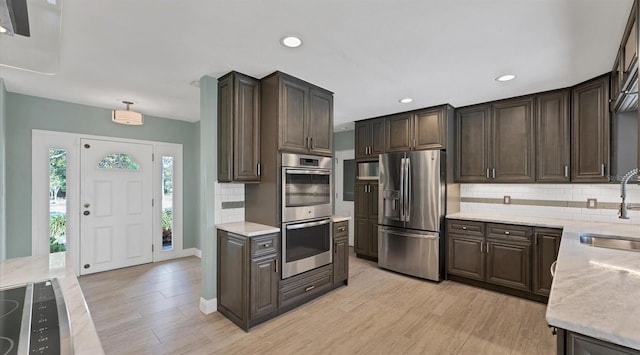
[338,227,346,232]
[462,226,467,230]
[259,243,272,249]
[305,285,315,292]
[504,231,510,235]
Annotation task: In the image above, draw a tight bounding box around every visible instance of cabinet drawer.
[334,221,348,238]
[486,223,531,242]
[279,265,333,309]
[251,233,278,257]
[447,220,484,237]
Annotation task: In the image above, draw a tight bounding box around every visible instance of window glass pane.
[49,149,67,253]
[162,156,173,250]
[343,159,355,201]
[98,153,140,170]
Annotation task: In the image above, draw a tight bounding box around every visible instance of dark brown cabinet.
[262,72,333,157]
[355,118,385,159]
[533,228,562,297]
[485,237,531,292]
[448,234,485,281]
[611,0,638,112]
[218,71,261,182]
[217,230,279,331]
[455,98,535,183]
[556,328,640,355]
[354,182,378,260]
[333,221,349,286]
[536,90,571,182]
[572,75,610,182]
[386,106,449,152]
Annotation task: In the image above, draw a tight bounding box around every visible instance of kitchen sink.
[579,234,640,252]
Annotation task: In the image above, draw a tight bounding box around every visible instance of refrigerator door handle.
[405,157,411,223]
[399,157,405,221]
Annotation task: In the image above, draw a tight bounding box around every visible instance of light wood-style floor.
[78,250,555,355]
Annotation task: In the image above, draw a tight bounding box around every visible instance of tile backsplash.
[214,182,245,224]
[460,183,640,224]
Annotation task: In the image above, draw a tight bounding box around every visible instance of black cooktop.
[0,280,71,355]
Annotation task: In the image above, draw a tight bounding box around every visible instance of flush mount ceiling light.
[399,98,413,104]
[496,74,516,82]
[112,101,144,125]
[281,36,302,48]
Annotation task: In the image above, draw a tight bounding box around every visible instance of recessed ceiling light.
[399,98,413,104]
[0,26,8,34]
[281,36,302,48]
[496,74,516,82]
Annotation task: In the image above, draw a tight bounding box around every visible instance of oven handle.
[285,169,331,175]
[286,218,332,230]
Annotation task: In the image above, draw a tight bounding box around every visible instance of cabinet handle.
[275,259,279,273]
[551,327,557,336]
[487,243,490,253]
[601,163,606,177]
[534,233,538,245]
[338,227,346,232]
[486,169,490,179]
[413,138,416,149]
[564,165,569,179]
[492,168,496,179]
[257,163,261,176]
[462,226,467,230]
[305,285,315,292]
[367,147,371,155]
[310,137,313,149]
[480,242,483,253]
[550,260,558,278]
[504,231,510,235]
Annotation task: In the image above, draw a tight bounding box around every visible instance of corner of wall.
[0,78,6,260]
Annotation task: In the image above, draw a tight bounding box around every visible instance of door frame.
[334,149,355,246]
[31,130,184,275]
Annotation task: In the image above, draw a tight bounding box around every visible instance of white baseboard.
[200,297,217,315]
[180,248,202,258]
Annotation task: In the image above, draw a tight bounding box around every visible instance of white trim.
[32,129,185,276]
[199,297,217,315]
[179,248,201,258]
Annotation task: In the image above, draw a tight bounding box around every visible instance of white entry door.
[80,138,153,275]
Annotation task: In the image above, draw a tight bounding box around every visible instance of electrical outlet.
[503,196,511,204]
[587,198,598,209]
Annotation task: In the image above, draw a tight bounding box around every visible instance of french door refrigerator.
[378,150,445,281]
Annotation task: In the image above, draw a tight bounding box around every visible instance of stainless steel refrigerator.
[378,150,445,281]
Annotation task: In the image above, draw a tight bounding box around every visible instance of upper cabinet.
[611,0,638,112]
[263,72,333,157]
[355,117,385,160]
[218,71,261,183]
[572,75,610,183]
[386,106,449,152]
[536,90,571,182]
[455,98,535,183]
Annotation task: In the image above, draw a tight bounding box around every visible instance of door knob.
[83,211,90,216]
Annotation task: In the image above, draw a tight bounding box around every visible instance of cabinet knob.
[504,231,510,235]
[462,226,467,230]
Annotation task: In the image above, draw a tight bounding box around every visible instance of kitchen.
[1,0,640,354]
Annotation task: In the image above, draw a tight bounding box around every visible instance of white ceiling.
[0,0,634,128]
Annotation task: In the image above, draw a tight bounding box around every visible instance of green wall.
[5,93,200,258]
[0,79,6,260]
[334,129,355,151]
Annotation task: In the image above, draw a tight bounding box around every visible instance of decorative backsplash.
[214,182,245,224]
[460,183,640,224]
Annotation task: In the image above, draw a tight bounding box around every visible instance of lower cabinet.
[446,219,561,302]
[333,221,349,286]
[555,328,640,355]
[354,218,378,260]
[217,230,279,331]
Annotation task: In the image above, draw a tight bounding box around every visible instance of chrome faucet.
[619,168,639,219]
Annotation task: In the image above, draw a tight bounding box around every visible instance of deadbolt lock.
[83,211,90,216]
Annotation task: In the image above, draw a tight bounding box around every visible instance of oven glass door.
[283,218,332,278]
[284,169,331,207]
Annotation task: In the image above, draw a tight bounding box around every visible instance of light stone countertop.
[216,221,280,237]
[333,215,352,222]
[0,252,104,354]
[447,212,640,350]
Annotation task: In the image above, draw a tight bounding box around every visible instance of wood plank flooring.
[78,250,555,354]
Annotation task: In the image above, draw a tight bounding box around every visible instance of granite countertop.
[0,252,104,354]
[447,212,640,350]
[216,221,280,237]
[333,215,352,222]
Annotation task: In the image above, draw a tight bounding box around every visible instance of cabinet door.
[355,121,371,159]
[491,97,535,182]
[386,113,413,152]
[308,88,333,156]
[370,117,386,156]
[413,107,445,150]
[536,90,570,182]
[368,184,379,220]
[368,219,379,258]
[532,229,561,297]
[333,236,349,284]
[572,76,610,182]
[250,254,278,320]
[455,105,490,182]
[447,234,484,281]
[279,77,309,153]
[354,218,369,255]
[217,75,233,182]
[566,331,640,355]
[354,182,369,219]
[234,74,261,181]
[486,239,531,291]
[217,231,247,322]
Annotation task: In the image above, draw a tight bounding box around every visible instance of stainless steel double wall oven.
[281,153,333,278]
